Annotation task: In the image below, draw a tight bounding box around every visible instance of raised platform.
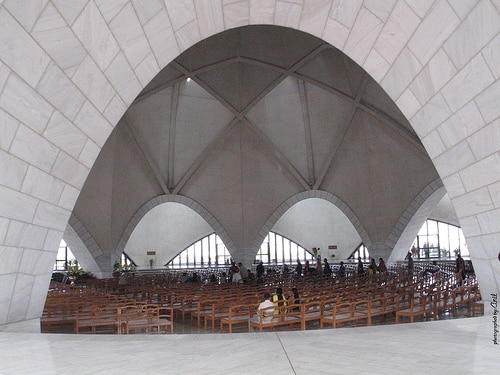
[0,316,498,374]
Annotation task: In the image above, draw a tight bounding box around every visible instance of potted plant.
[65,259,83,285]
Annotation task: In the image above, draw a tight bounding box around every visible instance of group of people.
[357,257,387,277]
[257,286,301,323]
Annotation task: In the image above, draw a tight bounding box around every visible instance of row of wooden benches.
[42,287,173,334]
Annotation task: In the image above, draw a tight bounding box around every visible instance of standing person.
[323,258,332,277]
[377,258,387,273]
[228,261,239,279]
[456,253,466,284]
[295,259,303,277]
[256,261,265,278]
[357,257,365,276]
[368,258,377,280]
[304,260,311,278]
[315,258,322,275]
[407,252,414,277]
[257,292,274,323]
[337,261,346,278]
[238,262,248,282]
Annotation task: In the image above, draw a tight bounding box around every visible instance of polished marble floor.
[0,316,498,375]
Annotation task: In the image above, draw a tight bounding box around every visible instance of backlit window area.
[412,219,468,259]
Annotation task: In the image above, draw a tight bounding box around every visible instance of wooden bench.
[220,304,256,333]
[75,305,121,334]
[249,303,303,332]
[320,300,370,328]
[395,294,434,323]
[122,304,173,334]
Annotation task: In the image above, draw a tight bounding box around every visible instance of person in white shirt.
[258,292,274,323]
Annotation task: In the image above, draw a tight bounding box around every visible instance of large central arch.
[0,1,498,331]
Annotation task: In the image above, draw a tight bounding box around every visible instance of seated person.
[258,292,274,323]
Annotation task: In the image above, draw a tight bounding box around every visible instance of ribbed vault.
[72,25,439,268]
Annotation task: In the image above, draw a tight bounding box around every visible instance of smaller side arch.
[387,179,446,262]
[116,194,237,260]
[252,190,371,261]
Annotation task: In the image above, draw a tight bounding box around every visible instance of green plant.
[65,259,83,277]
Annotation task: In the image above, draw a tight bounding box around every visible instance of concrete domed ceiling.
[72,25,440,264]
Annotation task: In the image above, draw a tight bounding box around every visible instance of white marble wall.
[0,0,498,330]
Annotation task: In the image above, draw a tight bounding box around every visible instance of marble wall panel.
[33,201,70,232]
[31,3,87,78]
[103,95,128,129]
[373,1,419,65]
[43,229,64,253]
[132,0,164,24]
[165,0,196,31]
[381,47,422,100]
[0,61,9,92]
[0,7,51,87]
[5,222,47,250]
[460,153,500,192]
[58,183,80,212]
[50,152,89,190]
[468,118,500,161]
[411,93,452,139]
[133,51,160,87]
[483,34,500,79]
[448,0,479,20]
[195,0,224,39]
[73,101,113,148]
[174,20,202,53]
[364,0,396,22]
[329,0,363,28]
[77,140,100,171]
[477,208,500,235]
[3,0,48,31]
[433,140,476,178]
[275,1,301,29]
[51,0,88,25]
[0,274,16,325]
[409,49,457,105]
[72,1,120,71]
[443,0,499,71]
[344,7,383,65]
[408,1,459,65]
[0,186,38,223]
[26,273,52,320]
[7,273,34,322]
[437,101,484,150]
[144,9,180,69]
[322,16,349,50]
[72,55,115,113]
[36,62,86,121]
[0,218,8,244]
[21,166,64,205]
[475,79,500,124]
[105,53,142,106]
[458,214,482,237]
[406,0,435,18]
[489,180,500,208]
[223,1,250,31]
[250,0,275,24]
[0,246,22,274]
[10,126,58,173]
[19,249,54,276]
[110,3,151,69]
[0,151,28,191]
[453,187,494,218]
[421,129,446,159]
[395,89,420,120]
[364,49,391,82]
[441,55,494,113]
[44,112,87,159]
[299,0,331,37]
[0,75,53,135]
